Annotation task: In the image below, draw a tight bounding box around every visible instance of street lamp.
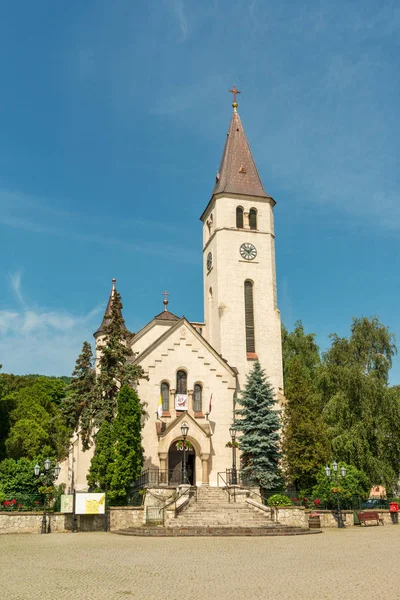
[180,423,189,485]
[325,461,347,528]
[34,458,61,534]
[229,424,238,485]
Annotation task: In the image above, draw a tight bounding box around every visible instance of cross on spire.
[229,85,241,110]
[162,290,170,311]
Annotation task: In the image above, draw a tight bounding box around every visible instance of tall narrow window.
[249,208,257,230]
[236,206,244,228]
[176,370,187,394]
[244,280,255,353]
[193,384,202,413]
[161,382,170,412]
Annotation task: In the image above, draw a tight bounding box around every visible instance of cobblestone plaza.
[1,527,399,599]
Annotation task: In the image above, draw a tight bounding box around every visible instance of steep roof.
[94,278,128,337]
[211,108,272,200]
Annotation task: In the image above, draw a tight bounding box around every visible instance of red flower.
[293,497,298,502]
[35,501,39,505]
[313,499,321,506]
[11,499,17,504]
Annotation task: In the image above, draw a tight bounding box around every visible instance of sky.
[0,0,399,382]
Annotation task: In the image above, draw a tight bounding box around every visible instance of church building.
[63,90,284,490]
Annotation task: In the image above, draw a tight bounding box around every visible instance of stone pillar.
[201,453,210,485]
[170,388,176,419]
[188,389,193,411]
[244,211,250,229]
[158,452,168,485]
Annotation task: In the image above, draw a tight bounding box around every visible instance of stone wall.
[109,507,144,529]
[0,509,143,534]
[0,512,73,534]
[272,506,308,528]
[309,509,395,528]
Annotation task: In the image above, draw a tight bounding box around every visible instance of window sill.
[246,352,258,360]
[194,412,205,418]
[162,412,171,418]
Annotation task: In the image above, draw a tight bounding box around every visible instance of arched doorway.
[168,439,195,485]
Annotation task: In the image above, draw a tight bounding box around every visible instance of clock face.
[207,252,213,271]
[240,243,257,261]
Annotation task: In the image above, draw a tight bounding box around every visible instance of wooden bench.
[358,511,384,526]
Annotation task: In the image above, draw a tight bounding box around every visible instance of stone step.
[113,526,320,537]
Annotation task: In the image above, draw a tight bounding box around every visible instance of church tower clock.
[200,88,284,399]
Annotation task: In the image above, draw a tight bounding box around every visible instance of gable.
[133,317,236,381]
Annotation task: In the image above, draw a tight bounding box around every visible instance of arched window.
[244,280,255,353]
[236,206,244,228]
[249,208,257,230]
[176,370,187,394]
[161,382,170,412]
[193,384,202,413]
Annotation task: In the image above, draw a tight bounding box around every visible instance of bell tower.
[200,89,283,397]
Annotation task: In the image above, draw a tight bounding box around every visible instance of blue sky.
[1,0,399,382]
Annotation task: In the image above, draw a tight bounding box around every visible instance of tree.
[109,385,143,500]
[311,463,371,509]
[321,316,400,490]
[87,420,114,491]
[4,378,69,461]
[281,322,330,492]
[95,289,142,424]
[87,385,143,500]
[61,341,96,450]
[235,360,281,489]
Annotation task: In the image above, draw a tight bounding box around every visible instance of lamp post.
[180,423,189,485]
[229,424,238,485]
[34,458,61,534]
[325,461,347,529]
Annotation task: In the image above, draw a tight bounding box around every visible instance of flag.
[208,394,213,414]
[157,393,163,418]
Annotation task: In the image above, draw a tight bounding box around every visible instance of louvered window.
[161,382,169,412]
[249,208,257,230]
[244,280,255,353]
[193,384,202,412]
[176,370,187,394]
[236,206,244,228]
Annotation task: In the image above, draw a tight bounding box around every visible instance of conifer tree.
[235,360,281,489]
[61,341,96,450]
[87,386,143,498]
[95,289,142,424]
[109,385,143,500]
[87,420,114,491]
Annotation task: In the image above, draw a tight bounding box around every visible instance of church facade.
[62,94,284,491]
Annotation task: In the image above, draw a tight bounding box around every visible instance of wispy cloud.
[0,273,102,375]
[170,0,190,41]
[9,270,24,306]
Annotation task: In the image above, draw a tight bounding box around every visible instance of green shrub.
[268,494,292,506]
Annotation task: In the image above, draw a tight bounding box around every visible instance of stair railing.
[163,486,197,519]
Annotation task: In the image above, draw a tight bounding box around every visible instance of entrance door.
[168,444,195,485]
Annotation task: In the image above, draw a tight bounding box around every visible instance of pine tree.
[235,360,281,489]
[95,289,142,424]
[61,341,96,450]
[109,385,143,500]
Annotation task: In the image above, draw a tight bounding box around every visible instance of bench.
[358,511,384,526]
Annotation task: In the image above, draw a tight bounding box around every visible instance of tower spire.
[210,92,273,202]
[94,278,127,336]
